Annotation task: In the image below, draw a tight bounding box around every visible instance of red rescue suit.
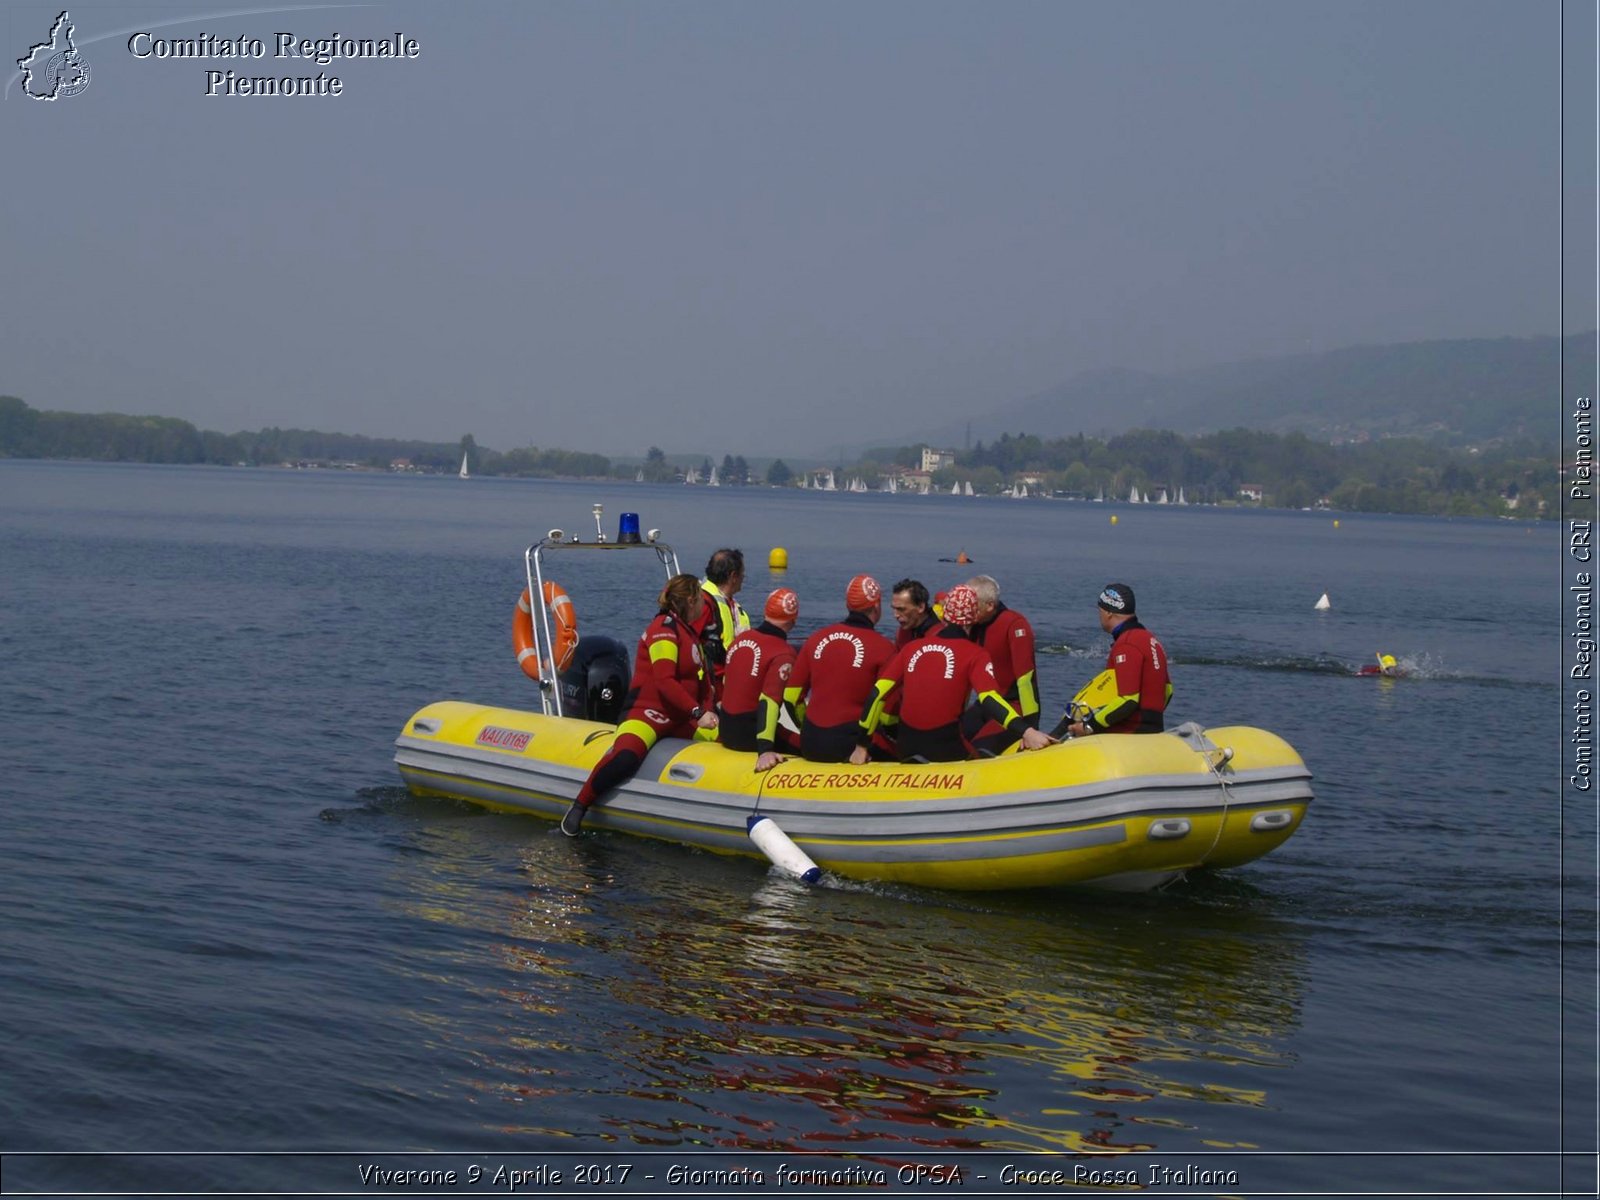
[786,612,898,762]
[718,621,797,754]
[962,602,1040,753]
[857,628,1028,763]
[575,612,712,809]
[1085,618,1172,734]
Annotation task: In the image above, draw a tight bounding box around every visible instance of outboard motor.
[557,635,631,723]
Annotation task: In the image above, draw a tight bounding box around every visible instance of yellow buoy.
[1333,519,1340,528]
[1110,514,1118,525]
[768,546,788,570]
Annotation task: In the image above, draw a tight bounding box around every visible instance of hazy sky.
[3,1,1592,458]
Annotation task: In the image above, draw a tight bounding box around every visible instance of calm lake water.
[0,461,1591,1198]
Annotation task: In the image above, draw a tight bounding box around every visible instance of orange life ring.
[512,581,578,680]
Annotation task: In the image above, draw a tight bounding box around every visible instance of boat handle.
[1251,810,1294,832]
[1148,818,1191,840]
[668,764,704,783]
[410,718,442,735]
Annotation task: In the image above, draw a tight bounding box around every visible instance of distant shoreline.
[0,455,1559,523]
[0,392,1558,519]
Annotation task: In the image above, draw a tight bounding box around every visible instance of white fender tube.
[746,815,822,884]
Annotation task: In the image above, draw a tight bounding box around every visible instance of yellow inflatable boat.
[394,701,1312,892]
[392,508,1312,892]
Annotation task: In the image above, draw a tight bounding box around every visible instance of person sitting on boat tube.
[694,548,752,703]
[718,587,802,772]
[884,578,944,752]
[1058,583,1172,738]
[851,585,1054,764]
[562,573,720,836]
[784,574,899,765]
[959,574,1041,756]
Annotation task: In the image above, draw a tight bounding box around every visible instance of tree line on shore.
[862,429,1554,518]
[0,395,1555,518]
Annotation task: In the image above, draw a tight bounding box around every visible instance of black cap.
[1098,583,1135,614]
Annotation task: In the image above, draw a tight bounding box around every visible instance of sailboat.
[951,481,961,496]
[708,465,720,487]
[635,468,644,482]
[1129,485,1141,504]
[459,452,470,480]
[1176,487,1186,505]
[964,481,974,497]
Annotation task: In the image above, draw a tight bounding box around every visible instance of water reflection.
[387,822,1307,1156]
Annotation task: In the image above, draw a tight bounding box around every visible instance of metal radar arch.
[524,505,682,717]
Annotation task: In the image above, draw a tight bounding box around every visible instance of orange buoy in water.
[512,581,578,680]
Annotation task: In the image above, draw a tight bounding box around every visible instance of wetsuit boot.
[563,734,649,837]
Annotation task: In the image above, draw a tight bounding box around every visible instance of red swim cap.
[765,587,799,622]
[845,574,880,612]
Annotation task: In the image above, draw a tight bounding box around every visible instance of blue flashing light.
[618,512,642,544]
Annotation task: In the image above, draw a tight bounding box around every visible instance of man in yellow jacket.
[696,547,751,701]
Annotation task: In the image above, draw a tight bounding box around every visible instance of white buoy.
[1314,593,1331,610]
[747,815,821,883]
